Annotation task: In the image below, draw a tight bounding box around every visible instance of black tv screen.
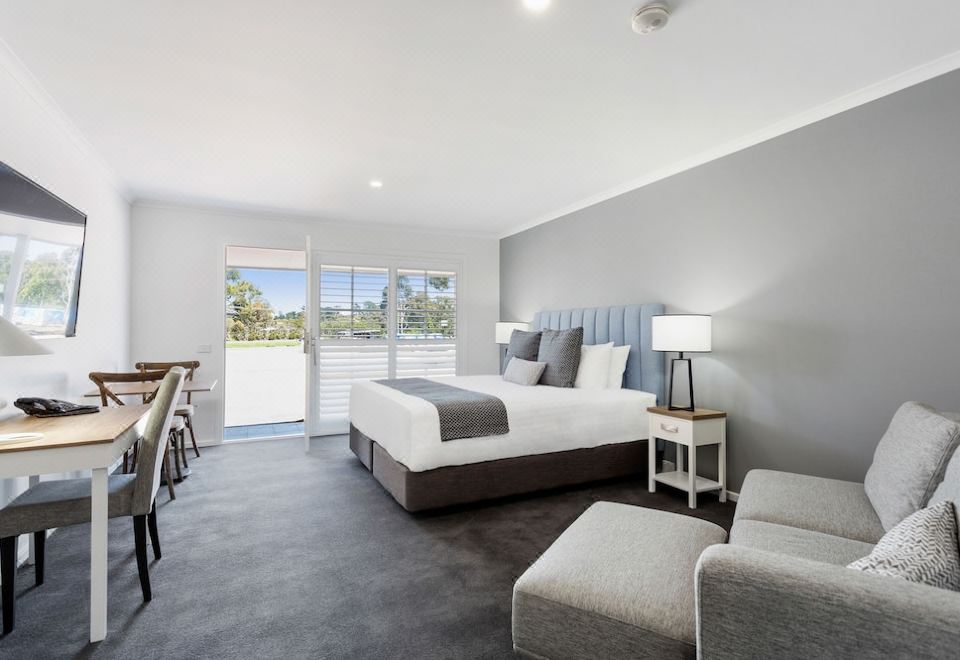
[0,161,87,337]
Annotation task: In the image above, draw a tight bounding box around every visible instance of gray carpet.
[0,436,734,659]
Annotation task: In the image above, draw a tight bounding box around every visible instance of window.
[314,261,459,433]
[318,266,389,339]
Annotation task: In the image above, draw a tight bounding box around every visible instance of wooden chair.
[88,370,181,500]
[135,361,201,460]
[0,369,185,634]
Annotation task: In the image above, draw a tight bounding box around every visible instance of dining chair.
[135,361,201,460]
[88,370,182,499]
[0,368,185,635]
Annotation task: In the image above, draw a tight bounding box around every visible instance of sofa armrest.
[695,544,960,660]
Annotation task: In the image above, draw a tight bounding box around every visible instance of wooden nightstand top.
[647,406,726,421]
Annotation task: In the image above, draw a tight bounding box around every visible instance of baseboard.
[726,490,739,503]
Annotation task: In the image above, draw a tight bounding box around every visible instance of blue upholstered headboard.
[531,305,665,402]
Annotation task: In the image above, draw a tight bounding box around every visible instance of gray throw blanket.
[374,378,509,441]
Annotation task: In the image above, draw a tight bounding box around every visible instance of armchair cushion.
[864,402,960,530]
[729,519,875,566]
[735,469,884,543]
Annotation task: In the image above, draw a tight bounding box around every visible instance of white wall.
[130,203,500,444]
[0,48,132,540]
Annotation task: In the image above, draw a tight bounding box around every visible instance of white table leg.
[27,475,39,564]
[90,467,108,642]
[719,425,727,503]
[648,435,656,493]
[688,444,697,509]
[676,444,684,475]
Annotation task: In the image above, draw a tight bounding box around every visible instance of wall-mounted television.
[0,162,87,337]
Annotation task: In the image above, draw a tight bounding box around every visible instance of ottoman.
[512,502,728,659]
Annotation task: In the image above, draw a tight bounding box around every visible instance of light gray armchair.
[0,367,185,635]
[696,543,960,659]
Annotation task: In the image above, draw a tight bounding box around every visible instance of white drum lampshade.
[496,322,531,345]
[651,314,711,411]
[652,315,712,354]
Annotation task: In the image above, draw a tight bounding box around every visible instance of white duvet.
[349,375,656,472]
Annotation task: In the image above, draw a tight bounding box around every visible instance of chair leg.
[179,428,189,470]
[1,536,16,635]
[123,449,129,474]
[186,414,200,458]
[133,515,151,602]
[33,531,45,586]
[147,502,161,560]
[162,440,176,500]
[171,431,183,481]
[131,441,140,472]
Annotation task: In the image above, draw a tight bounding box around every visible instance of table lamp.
[651,314,711,411]
[0,315,53,442]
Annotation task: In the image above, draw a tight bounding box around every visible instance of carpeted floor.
[0,436,735,659]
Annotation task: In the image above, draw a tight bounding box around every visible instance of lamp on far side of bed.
[652,314,711,412]
[496,322,531,373]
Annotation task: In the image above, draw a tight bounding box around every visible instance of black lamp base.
[667,353,696,412]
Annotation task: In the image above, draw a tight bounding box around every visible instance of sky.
[237,268,305,315]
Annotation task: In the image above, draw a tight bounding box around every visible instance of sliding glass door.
[307,252,460,436]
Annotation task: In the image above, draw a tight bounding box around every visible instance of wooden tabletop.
[0,404,151,453]
[82,379,218,398]
[647,406,726,421]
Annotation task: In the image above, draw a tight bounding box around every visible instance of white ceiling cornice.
[132,199,502,241]
[500,48,960,239]
[0,36,129,203]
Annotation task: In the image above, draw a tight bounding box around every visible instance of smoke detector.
[632,3,670,34]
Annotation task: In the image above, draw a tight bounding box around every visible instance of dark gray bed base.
[349,424,647,512]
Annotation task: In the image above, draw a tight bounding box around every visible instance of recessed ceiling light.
[523,0,551,13]
[369,180,383,189]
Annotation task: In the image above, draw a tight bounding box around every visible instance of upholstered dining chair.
[0,368,185,635]
[88,370,185,497]
[135,361,201,460]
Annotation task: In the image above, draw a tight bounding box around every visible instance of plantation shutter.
[314,262,459,435]
[316,265,389,432]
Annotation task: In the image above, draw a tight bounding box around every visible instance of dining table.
[0,405,151,642]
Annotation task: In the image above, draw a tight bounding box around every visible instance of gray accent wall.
[500,70,960,492]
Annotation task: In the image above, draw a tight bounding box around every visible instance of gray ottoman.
[512,502,727,659]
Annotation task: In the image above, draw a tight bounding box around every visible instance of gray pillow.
[536,327,584,388]
[848,501,960,591]
[503,357,547,386]
[506,330,542,365]
[864,402,960,530]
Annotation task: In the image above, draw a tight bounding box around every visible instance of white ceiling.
[2,1,960,236]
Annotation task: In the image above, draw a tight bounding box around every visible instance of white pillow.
[606,345,630,389]
[503,357,547,386]
[574,343,614,390]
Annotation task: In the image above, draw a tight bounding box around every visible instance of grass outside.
[226,340,301,348]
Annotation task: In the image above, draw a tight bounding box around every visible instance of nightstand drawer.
[649,413,693,445]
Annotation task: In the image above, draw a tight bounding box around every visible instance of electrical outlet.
[197,344,212,354]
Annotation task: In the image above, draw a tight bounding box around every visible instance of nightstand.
[647,406,726,509]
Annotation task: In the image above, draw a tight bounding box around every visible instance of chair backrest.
[89,370,171,406]
[132,367,186,516]
[136,361,199,402]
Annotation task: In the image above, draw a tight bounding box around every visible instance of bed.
[349,304,665,511]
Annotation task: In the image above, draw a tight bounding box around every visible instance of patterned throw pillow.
[847,501,960,591]
[506,330,542,365]
[536,327,584,388]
